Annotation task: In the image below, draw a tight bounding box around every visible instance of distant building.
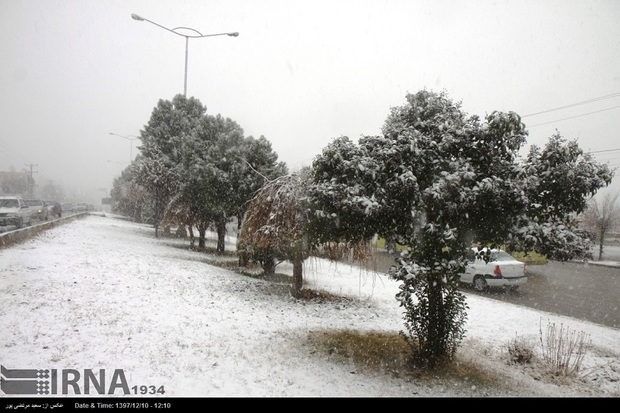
[0,171,31,196]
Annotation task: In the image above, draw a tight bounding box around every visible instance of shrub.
[511,250,548,265]
[539,319,590,377]
[507,335,534,364]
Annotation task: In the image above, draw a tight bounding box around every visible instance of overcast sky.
[1,0,619,204]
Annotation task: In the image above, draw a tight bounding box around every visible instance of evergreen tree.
[135,94,206,237]
[306,90,613,367]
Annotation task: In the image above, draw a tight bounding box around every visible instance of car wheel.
[473,275,488,292]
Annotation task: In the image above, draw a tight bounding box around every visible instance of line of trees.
[111,90,614,369]
[239,90,613,367]
[110,94,288,251]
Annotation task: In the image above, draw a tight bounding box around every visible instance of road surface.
[370,248,620,329]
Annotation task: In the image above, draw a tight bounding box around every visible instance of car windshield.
[470,249,514,262]
[0,199,19,208]
[492,251,515,262]
[25,200,42,206]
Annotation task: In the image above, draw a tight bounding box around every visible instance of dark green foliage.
[133,95,206,236]
[306,136,381,245]
[391,228,469,366]
[507,133,614,260]
[306,89,612,367]
[118,94,287,248]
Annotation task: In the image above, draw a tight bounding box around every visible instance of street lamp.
[109,132,139,163]
[131,13,238,96]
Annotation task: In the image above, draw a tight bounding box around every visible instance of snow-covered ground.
[0,214,619,397]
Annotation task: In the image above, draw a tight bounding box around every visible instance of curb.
[0,213,89,249]
[586,261,620,269]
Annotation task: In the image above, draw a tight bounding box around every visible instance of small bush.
[507,335,534,364]
[539,319,590,377]
[511,251,548,265]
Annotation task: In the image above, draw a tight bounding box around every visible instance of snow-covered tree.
[239,167,374,297]
[133,151,183,236]
[506,133,614,260]
[136,94,206,237]
[581,190,620,260]
[110,162,148,223]
[129,94,288,250]
[236,135,289,226]
[173,113,245,250]
[238,172,309,297]
[179,115,288,253]
[306,90,613,367]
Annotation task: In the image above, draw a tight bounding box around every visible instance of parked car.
[0,196,33,228]
[45,200,62,218]
[74,202,89,212]
[24,199,49,221]
[461,248,527,292]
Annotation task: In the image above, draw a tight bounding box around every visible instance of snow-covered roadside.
[0,214,618,397]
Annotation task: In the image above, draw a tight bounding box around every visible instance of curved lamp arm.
[131,13,238,96]
[132,13,238,39]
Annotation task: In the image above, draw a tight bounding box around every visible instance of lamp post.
[131,13,238,96]
[109,132,139,163]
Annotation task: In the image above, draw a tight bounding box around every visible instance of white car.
[74,202,89,212]
[0,196,33,228]
[24,199,49,221]
[461,248,527,292]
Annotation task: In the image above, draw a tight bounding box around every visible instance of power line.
[522,92,620,118]
[591,148,620,154]
[0,138,32,166]
[526,105,620,128]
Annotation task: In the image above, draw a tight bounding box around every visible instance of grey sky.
[1,0,619,204]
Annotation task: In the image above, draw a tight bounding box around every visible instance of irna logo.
[0,365,129,395]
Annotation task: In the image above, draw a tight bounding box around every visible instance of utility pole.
[25,163,37,198]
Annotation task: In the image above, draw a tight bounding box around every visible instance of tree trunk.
[291,252,303,298]
[263,256,276,275]
[238,249,249,267]
[154,191,163,239]
[216,216,227,254]
[425,273,447,367]
[175,226,187,239]
[188,225,195,249]
[598,228,606,260]
[132,204,142,223]
[197,224,206,249]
